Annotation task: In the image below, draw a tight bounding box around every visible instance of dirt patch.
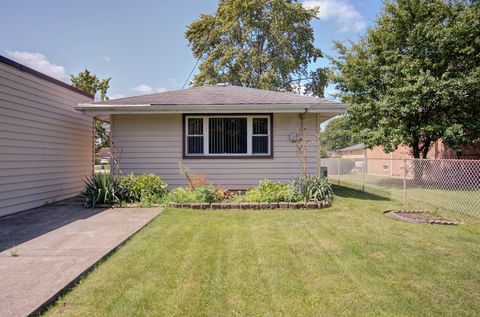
[384,210,460,225]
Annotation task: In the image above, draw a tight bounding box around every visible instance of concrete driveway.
[0,198,161,317]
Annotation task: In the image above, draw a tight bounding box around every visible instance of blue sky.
[0,0,383,99]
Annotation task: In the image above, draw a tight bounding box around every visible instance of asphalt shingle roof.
[93,85,337,106]
[337,143,365,152]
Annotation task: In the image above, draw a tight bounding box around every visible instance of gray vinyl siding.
[111,113,322,189]
[0,62,93,216]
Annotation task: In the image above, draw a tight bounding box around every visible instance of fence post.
[403,159,407,208]
[337,159,340,186]
[362,157,366,192]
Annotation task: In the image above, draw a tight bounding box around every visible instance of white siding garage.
[0,56,93,217]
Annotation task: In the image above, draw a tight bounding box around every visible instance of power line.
[182,58,202,89]
[182,5,221,89]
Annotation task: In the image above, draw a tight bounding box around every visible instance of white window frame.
[185,117,205,156]
[184,115,271,157]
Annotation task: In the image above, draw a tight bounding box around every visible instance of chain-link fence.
[320,158,480,221]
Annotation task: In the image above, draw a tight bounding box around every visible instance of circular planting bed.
[384,210,460,225]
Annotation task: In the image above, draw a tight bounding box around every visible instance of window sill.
[183,154,273,159]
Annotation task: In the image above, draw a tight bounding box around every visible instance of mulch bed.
[384,210,460,225]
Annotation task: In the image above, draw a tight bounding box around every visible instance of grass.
[94,164,110,171]
[330,174,480,220]
[44,186,480,316]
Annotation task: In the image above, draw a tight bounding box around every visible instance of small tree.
[71,69,112,154]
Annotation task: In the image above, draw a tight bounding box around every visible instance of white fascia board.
[75,102,349,115]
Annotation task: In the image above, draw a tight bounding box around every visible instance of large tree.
[185,0,328,96]
[330,0,480,158]
[320,116,356,151]
[71,69,111,153]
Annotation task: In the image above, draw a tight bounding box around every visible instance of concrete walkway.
[0,199,161,317]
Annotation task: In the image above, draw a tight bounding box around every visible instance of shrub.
[139,192,167,208]
[168,187,197,203]
[236,179,299,202]
[118,174,168,203]
[82,173,120,207]
[168,185,219,203]
[194,185,217,203]
[291,175,333,202]
[214,188,230,201]
[118,174,137,202]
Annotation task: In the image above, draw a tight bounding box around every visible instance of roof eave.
[75,103,349,115]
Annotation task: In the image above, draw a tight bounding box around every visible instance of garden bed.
[82,172,335,210]
[384,210,460,225]
[168,198,332,210]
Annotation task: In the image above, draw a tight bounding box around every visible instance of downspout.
[299,108,308,137]
[109,114,114,175]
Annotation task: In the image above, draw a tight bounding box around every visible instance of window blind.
[209,117,248,154]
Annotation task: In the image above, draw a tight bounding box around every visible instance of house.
[76,85,348,189]
[0,55,94,216]
[332,143,365,159]
[96,147,111,163]
[333,142,480,177]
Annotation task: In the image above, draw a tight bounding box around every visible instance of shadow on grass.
[332,185,391,201]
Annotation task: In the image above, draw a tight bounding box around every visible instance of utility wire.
[182,4,221,89]
[182,58,202,89]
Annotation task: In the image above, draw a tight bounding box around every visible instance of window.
[186,118,204,155]
[252,118,268,154]
[184,115,272,157]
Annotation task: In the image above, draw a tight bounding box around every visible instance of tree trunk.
[412,139,431,186]
[411,142,423,185]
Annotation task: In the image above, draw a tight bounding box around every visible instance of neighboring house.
[332,144,365,159]
[96,147,111,164]
[77,85,348,189]
[0,55,94,217]
[333,142,480,177]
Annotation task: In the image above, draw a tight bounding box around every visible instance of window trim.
[185,117,205,155]
[182,113,273,159]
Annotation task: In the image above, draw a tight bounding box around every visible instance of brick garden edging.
[384,210,460,225]
[168,199,332,210]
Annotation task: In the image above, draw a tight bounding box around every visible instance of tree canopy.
[320,116,356,151]
[71,69,111,102]
[71,69,111,153]
[185,0,328,96]
[330,0,480,158]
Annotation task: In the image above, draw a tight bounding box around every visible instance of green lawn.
[330,174,480,220]
[45,186,480,316]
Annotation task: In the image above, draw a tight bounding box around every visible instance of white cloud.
[132,84,167,94]
[5,50,67,81]
[303,0,366,32]
[109,93,125,100]
[133,84,154,94]
[103,56,111,62]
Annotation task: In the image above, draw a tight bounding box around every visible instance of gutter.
[75,103,349,115]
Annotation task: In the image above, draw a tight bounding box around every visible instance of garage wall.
[112,113,323,189]
[0,58,93,216]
